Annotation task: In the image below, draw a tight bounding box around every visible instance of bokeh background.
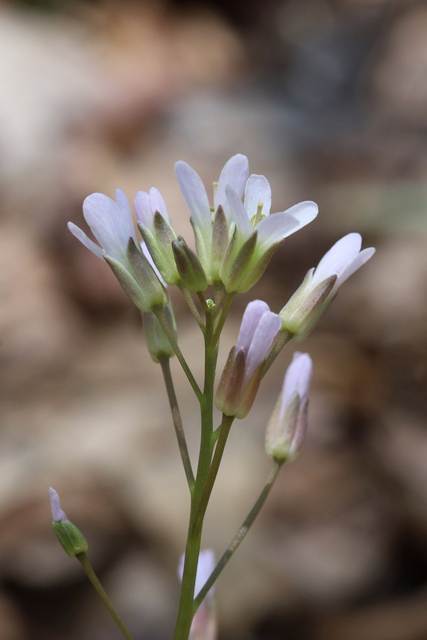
[1,0,427,638]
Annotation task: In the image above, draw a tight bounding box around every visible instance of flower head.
[265,352,312,461]
[49,488,89,557]
[280,233,375,340]
[68,190,168,311]
[175,154,318,293]
[215,300,281,419]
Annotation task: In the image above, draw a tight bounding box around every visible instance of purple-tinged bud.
[265,352,312,461]
[178,550,217,640]
[215,300,281,419]
[49,487,67,522]
[280,233,375,340]
[49,488,88,557]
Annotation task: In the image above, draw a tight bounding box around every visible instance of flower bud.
[143,301,177,363]
[215,300,281,419]
[172,236,208,293]
[49,488,88,558]
[265,352,312,461]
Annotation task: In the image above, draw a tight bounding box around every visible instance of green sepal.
[52,519,88,558]
[143,301,177,363]
[138,215,180,285]
[236,239,284,293]
[220,230,257,293]
[126,238,169,309]
[172,236,208,293]
[280,274,337,340]
[211,205,229,282]
[104,253,159,313]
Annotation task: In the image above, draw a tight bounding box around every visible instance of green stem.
[181,287,205,333]
[263,330,292,377]
[153,306,202,402]
[173,309,218,640]
[160,357,195,492]
[194,459,283,611]
[197,291,209,316]
[77,552,134,640]
[212,292,235,347]
[192,414,234,526]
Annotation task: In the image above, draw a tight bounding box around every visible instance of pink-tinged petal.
[244,174,272,219]
[336,246,375,287]
[224,186,252,237]
[49,487,67,522]
[175,161,211,234]
[215,154,249,210]
[256,201,318,249]
[282,352,313,407]
[149,187,171,223]
[245,310,281,380]
[67,222,103,259]
[83,192,137,261]
[236,300,270,353]
[134,191,154,228]
[311,233,362,286]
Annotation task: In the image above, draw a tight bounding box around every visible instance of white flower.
[280,233,375,339]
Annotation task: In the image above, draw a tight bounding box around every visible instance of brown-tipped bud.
[172,236,208,293]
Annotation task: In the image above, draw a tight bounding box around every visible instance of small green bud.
[52,519,89,558]
[143,302,177,363]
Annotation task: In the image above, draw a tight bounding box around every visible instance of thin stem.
[181,287,205,333]
[263,330,292,377]
[194,459,283,611]
[212,292,235,347]
[153,306,202,402]
[77,552,134,640]
[197,291,209,316]
[192,414,234,526]
[160,357,195,492]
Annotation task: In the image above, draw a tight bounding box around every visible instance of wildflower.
[134,187,180,285]
[215,300,281,419]
[68,189,168,311]
[49,488,88,557]
[175,154,318,293]
[265,352,312,461]
[178,550,217,640]
[280,233,375,340]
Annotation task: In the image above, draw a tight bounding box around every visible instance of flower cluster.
[64,153,376,640]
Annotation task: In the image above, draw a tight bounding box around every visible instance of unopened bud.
[265,352,312,461]
[49,488,88,557]
[172,236,208,293]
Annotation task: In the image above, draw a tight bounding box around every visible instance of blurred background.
[1,0,427,638]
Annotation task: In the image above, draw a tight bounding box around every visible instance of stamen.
[254,202,264,226]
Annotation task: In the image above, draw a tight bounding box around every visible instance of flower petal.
[245,310,281,380]
[215,154,249,211]
[256,201,318,250]
[337,246,375,287]
[175,161,211,234]
[244,174,272,219]
[236,300,270,353]
[311,233,362,286]
[49,487,67,522]
[134,191,153,228]
[149,187,171,224]
[224,186,252,237]
[83,192,136,261]
[67,222,104,259]
[282,352,313,407]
